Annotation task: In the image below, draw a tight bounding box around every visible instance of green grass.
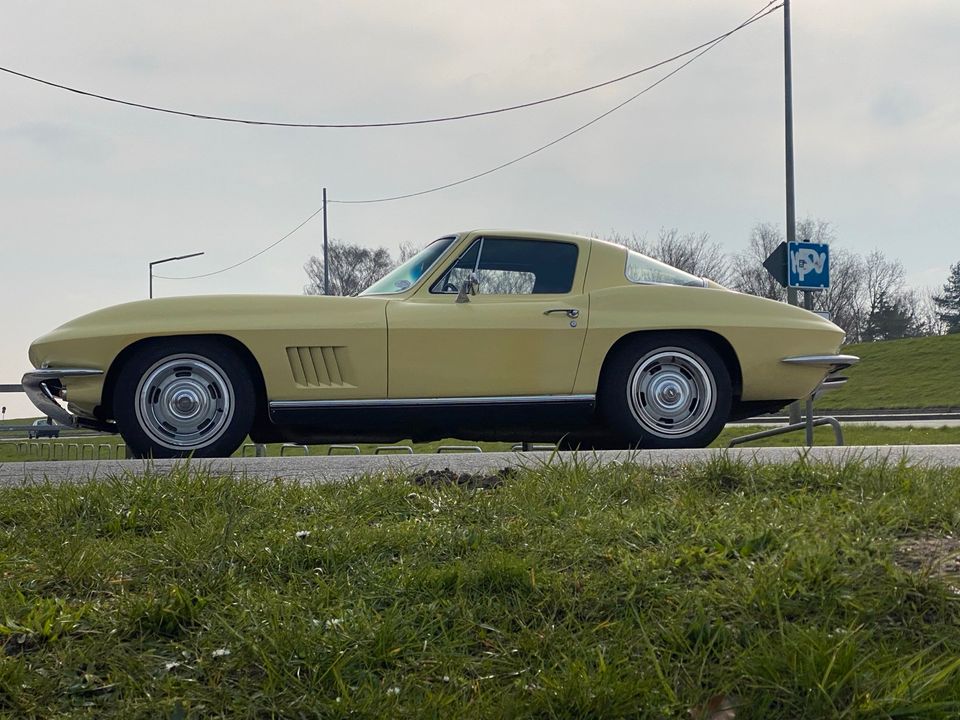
[4,459,960,717]
[714,423,960,448]
[817,333,960,411]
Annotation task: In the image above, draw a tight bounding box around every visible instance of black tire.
[113,338,255,459]
[599,334,732,449]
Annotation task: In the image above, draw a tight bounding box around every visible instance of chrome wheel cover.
[134,354,235,450]
[626,348,717,438]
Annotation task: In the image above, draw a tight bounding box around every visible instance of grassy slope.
[816,333,960,410]
[4,460,960,717]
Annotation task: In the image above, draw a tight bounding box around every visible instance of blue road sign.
[788,241,830,289]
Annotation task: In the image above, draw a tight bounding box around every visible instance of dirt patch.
[894,535,960,581]
[410,467,515,490]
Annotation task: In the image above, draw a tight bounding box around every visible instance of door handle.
[543,308,580,319]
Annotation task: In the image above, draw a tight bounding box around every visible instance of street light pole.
[783,0,802,424]
[149,252,205,298]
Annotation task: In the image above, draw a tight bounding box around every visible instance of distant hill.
[815,333,960,411]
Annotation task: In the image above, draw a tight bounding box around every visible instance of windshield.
[360,236,457,296]
[625,250,705,287]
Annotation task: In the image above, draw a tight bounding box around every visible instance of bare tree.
[303,240,394,296]
[595,231,647,254]
[602,219,931,342]
[862,250,905,322]
[795,218,835,244]
[645,229,731,285]
[919,286,950,336]
[730,222,787,301]
[599,229,730,284]
[397,241,421,263]
[815,247,864,339]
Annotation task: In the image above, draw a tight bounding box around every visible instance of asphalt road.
[2,445,960,486]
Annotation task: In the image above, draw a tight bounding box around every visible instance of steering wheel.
[442,281,458,293]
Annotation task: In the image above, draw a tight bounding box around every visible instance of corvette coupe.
[23,230,857,457]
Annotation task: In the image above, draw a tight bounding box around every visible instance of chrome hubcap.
[135,354,235,449]
[627,348,716,438]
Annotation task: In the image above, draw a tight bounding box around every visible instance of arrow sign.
[763,241,789,288]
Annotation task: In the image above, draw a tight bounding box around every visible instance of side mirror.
[455,273,480,303]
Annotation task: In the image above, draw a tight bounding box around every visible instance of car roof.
[455,229,596,244]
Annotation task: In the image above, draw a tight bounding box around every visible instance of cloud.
[1,121,111,161]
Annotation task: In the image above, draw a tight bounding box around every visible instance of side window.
[432,238,578,295]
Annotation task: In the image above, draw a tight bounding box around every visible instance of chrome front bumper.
[21,368,105,427]
[781,354,860,397]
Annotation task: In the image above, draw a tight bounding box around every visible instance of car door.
[386,235,590,399]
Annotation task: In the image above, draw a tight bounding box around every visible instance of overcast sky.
[2,0,958,418]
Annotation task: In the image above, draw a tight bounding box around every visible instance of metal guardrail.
[512,443,558,452]
[327,445,361,455]
[728,398,844,447]
[374,445,414,455]
[6,440,127,460]
[436,445,483,453]
[241,443,267,457]
[280,443,309,456]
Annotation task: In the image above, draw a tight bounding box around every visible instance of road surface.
[2,445,960,485]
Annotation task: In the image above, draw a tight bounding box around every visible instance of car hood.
[28,294,388,368]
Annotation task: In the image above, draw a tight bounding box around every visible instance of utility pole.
[783,0,802,424]
[322,187,329,295]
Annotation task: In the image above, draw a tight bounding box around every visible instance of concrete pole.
[323,187,329,296]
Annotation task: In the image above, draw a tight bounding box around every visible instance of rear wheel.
[113,339,255,458]
[600,334,731,449]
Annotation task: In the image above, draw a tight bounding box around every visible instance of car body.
[28,418,60,439]
[23,230,857,457]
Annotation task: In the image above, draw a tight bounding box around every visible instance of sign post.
[763,239,831,442]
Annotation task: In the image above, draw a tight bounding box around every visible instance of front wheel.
[599,334,732,449]
[113,340,255,458]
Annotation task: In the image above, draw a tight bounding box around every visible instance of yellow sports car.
[23,230,857,457]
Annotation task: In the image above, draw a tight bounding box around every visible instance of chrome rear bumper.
[21,368,104,427]
[781,354,859,373]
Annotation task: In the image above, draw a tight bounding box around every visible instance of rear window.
[625,250,705,287]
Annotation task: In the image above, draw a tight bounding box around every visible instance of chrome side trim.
[781,354,859,372]
[21,368,104,426]
[270,394,595,411]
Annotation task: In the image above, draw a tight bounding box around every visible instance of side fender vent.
[286,346,354,388]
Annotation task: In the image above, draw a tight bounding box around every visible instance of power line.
[3,7,774,130]
[153,203,325,279]
[152,1,780,281]
[332,3,781,204]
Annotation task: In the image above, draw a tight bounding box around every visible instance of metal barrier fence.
[5,438,570,460]
[5,440,128,460]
